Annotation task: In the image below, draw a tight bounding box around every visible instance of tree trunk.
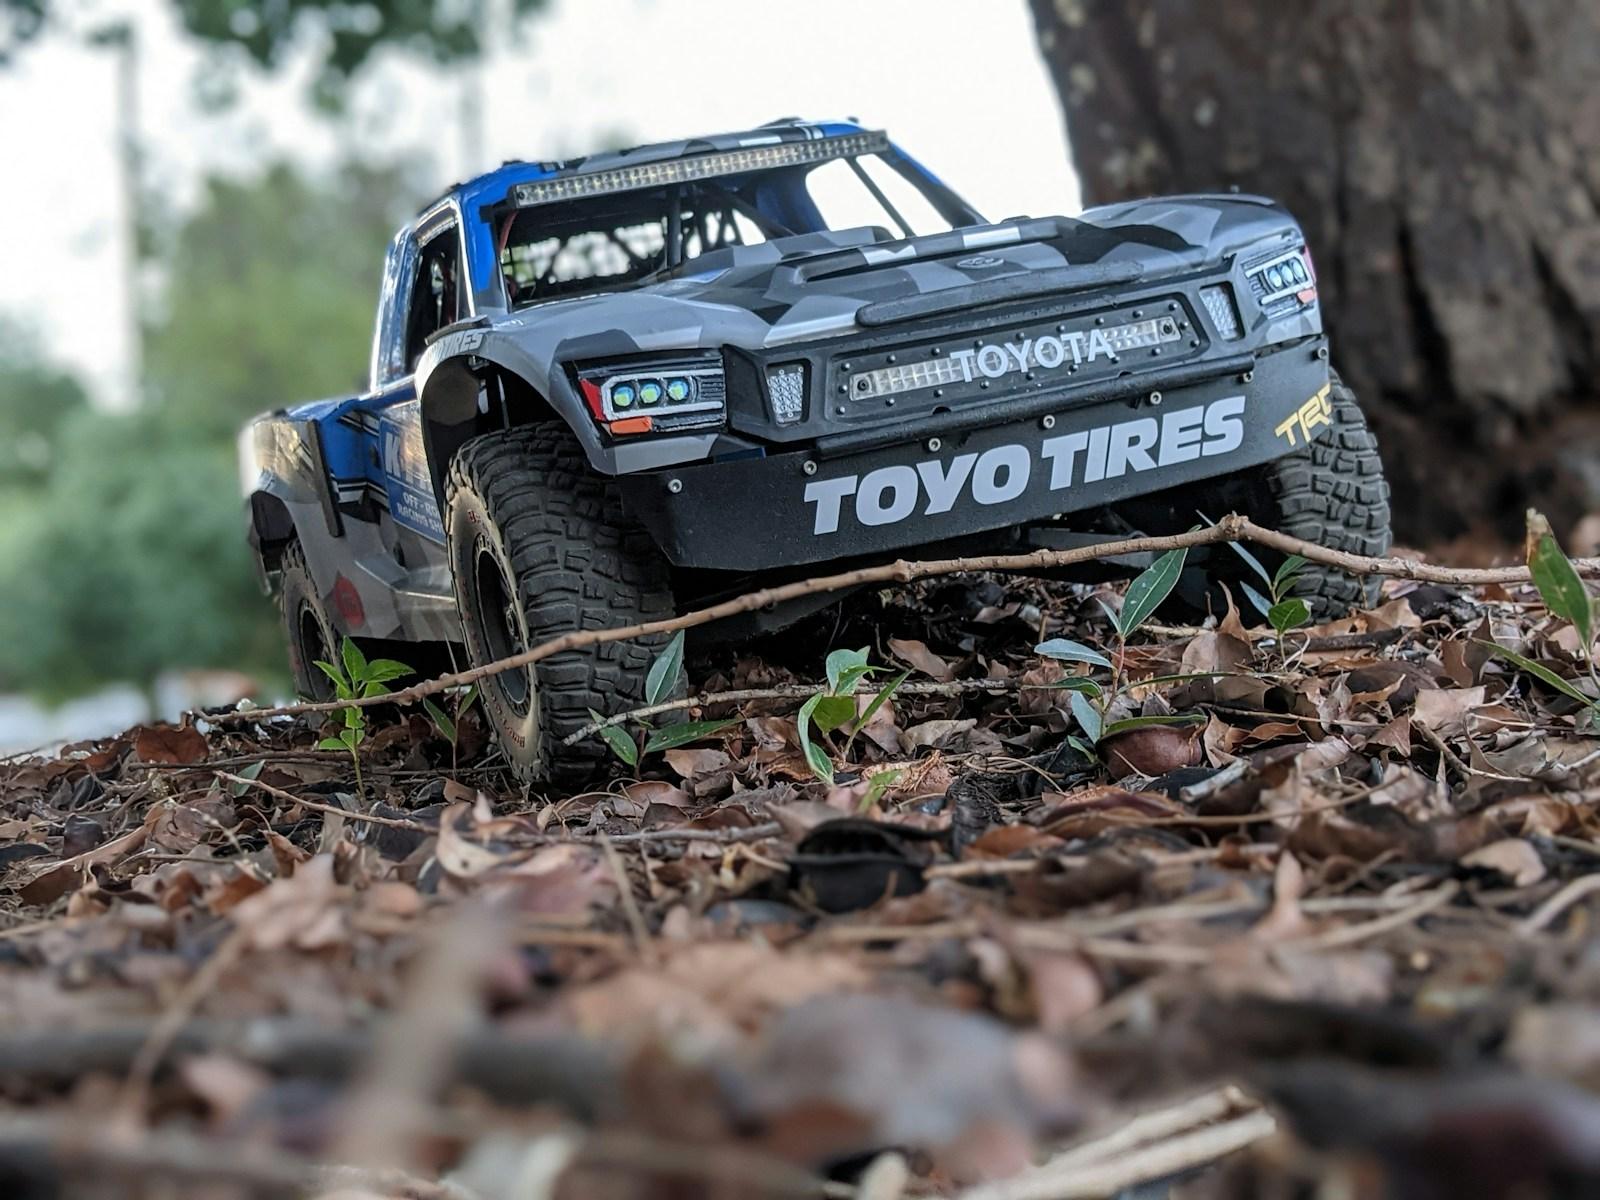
[1028,0,1600,544]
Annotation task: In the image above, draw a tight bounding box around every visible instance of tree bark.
[1028,0,1600,543]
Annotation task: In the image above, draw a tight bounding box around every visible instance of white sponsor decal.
[803,396,1246,536]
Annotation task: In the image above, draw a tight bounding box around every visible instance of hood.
[616,197,1299,349]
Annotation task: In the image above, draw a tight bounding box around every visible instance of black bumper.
[618,339,1330,572]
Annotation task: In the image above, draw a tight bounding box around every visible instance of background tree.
[0,160,421,702]
[145,160,417,437]
[0,322,89,490]
[1029,0,1600,543]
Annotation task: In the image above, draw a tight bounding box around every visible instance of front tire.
[1135,371,1392,619]
[445,423,678,783]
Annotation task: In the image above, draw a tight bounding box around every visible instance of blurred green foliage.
[0,159,421,701]
[4,1,548,99]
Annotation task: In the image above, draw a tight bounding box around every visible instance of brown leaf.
[901,718,976,753]
[131,723,209,765]
[964,825,1065,860]
[663,748,732,780]
[1102,724,1203,777]
[1413,686,1486,737]
[889,637,955,682]
[622,779,692,808]
[1461,837,1546,886]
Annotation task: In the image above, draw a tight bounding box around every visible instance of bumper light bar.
[511,131,891,207]
[766,363,807,425]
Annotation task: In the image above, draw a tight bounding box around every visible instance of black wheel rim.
[473,541,532,716]
[295,602,335,702]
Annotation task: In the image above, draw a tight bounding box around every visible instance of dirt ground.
[6,563,1600,1199]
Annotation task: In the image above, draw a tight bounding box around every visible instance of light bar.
[510,131,891,206]
[851,356,967,400]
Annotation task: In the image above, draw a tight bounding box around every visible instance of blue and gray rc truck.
[239,118,1390,780]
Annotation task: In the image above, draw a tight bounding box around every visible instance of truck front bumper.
[617,339,1331,573]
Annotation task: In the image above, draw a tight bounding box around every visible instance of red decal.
[332,575,365,629]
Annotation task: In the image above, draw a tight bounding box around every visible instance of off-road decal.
[379,402,445,541]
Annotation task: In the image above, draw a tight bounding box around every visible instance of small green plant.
[315,638,413,794]
[1036,548,1203,755]
[796,647,910,785]
[1230,543,1311,659]
[589,631,737,769]
[1482,511,1600,722]
[423,685,478,773]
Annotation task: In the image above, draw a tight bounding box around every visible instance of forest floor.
[6,546,1600,1199]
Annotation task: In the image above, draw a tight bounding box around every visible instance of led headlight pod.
[766,363,806,425]
[583,359,727,425]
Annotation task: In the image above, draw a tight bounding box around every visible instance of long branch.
[211,514,1572,726]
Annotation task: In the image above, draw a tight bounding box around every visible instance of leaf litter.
[8,530,1600,1196]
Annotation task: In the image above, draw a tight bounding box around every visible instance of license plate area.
[829,299,1198,421]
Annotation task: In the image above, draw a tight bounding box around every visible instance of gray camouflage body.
[241,123,1327,647]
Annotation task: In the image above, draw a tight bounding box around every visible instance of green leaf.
[227,760,265,797]
[856,669,911,730]
[340,637,368,684]
[1102,713,1205,738]
[810,694,858,733]
[363,658,413,684]
[1529,531,1594,649]
[825,647,870,694]
[1272,555,1310,598]
[1119,548,1188,637]
[1239,581,1273,621]
[360,678,389,699]
[1226,540,1274,591]
[1067,735,1098,760]
[314,659,348,691]
[1097,598,1125,639]
[796,693,835,785]
[1268,597,1311,636]
[645,630,685,706]
[339,727,361,751]
[459,685,479,715]
[833,663,878,696]
[858,768,904,814]
[1480,641,1598,709]
[642,719,738,753]
[422,698,455,743]
[1069,690,1103,744]
[587,708,638,767]
[1034,638,1112,668]
[317,736,348,751]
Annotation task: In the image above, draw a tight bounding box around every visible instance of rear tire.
[279,541,339,701]
[445,423,678,783]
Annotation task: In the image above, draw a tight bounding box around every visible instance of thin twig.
[216,770,429,831]
[562,678,1017,746]
[600,834,655,962]
[211,515,1570,728]
[1518,873,1600,935]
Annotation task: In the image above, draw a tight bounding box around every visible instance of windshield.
[495,154,958,309]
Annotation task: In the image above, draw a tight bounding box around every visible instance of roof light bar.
[509,131,891,206]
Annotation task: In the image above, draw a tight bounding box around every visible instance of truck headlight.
[574,356,725,433]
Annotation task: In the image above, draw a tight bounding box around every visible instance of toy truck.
[240,119,1390,779]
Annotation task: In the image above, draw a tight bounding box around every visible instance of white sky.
[0,0,1078,407]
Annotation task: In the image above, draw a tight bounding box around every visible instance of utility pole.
[91,20,142,410]
[458,0,488,176]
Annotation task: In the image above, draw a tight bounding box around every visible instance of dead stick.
[562,677,1016,745]
[216,770,430,831]
[210,515,1576,727]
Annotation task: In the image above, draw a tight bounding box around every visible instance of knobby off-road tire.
[1160,371,1391,620]
[1260,372,1392,616]
[446,423,678,784]
[279,541,339,702]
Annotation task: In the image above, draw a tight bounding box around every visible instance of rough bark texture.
[1028,0,1600,542]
